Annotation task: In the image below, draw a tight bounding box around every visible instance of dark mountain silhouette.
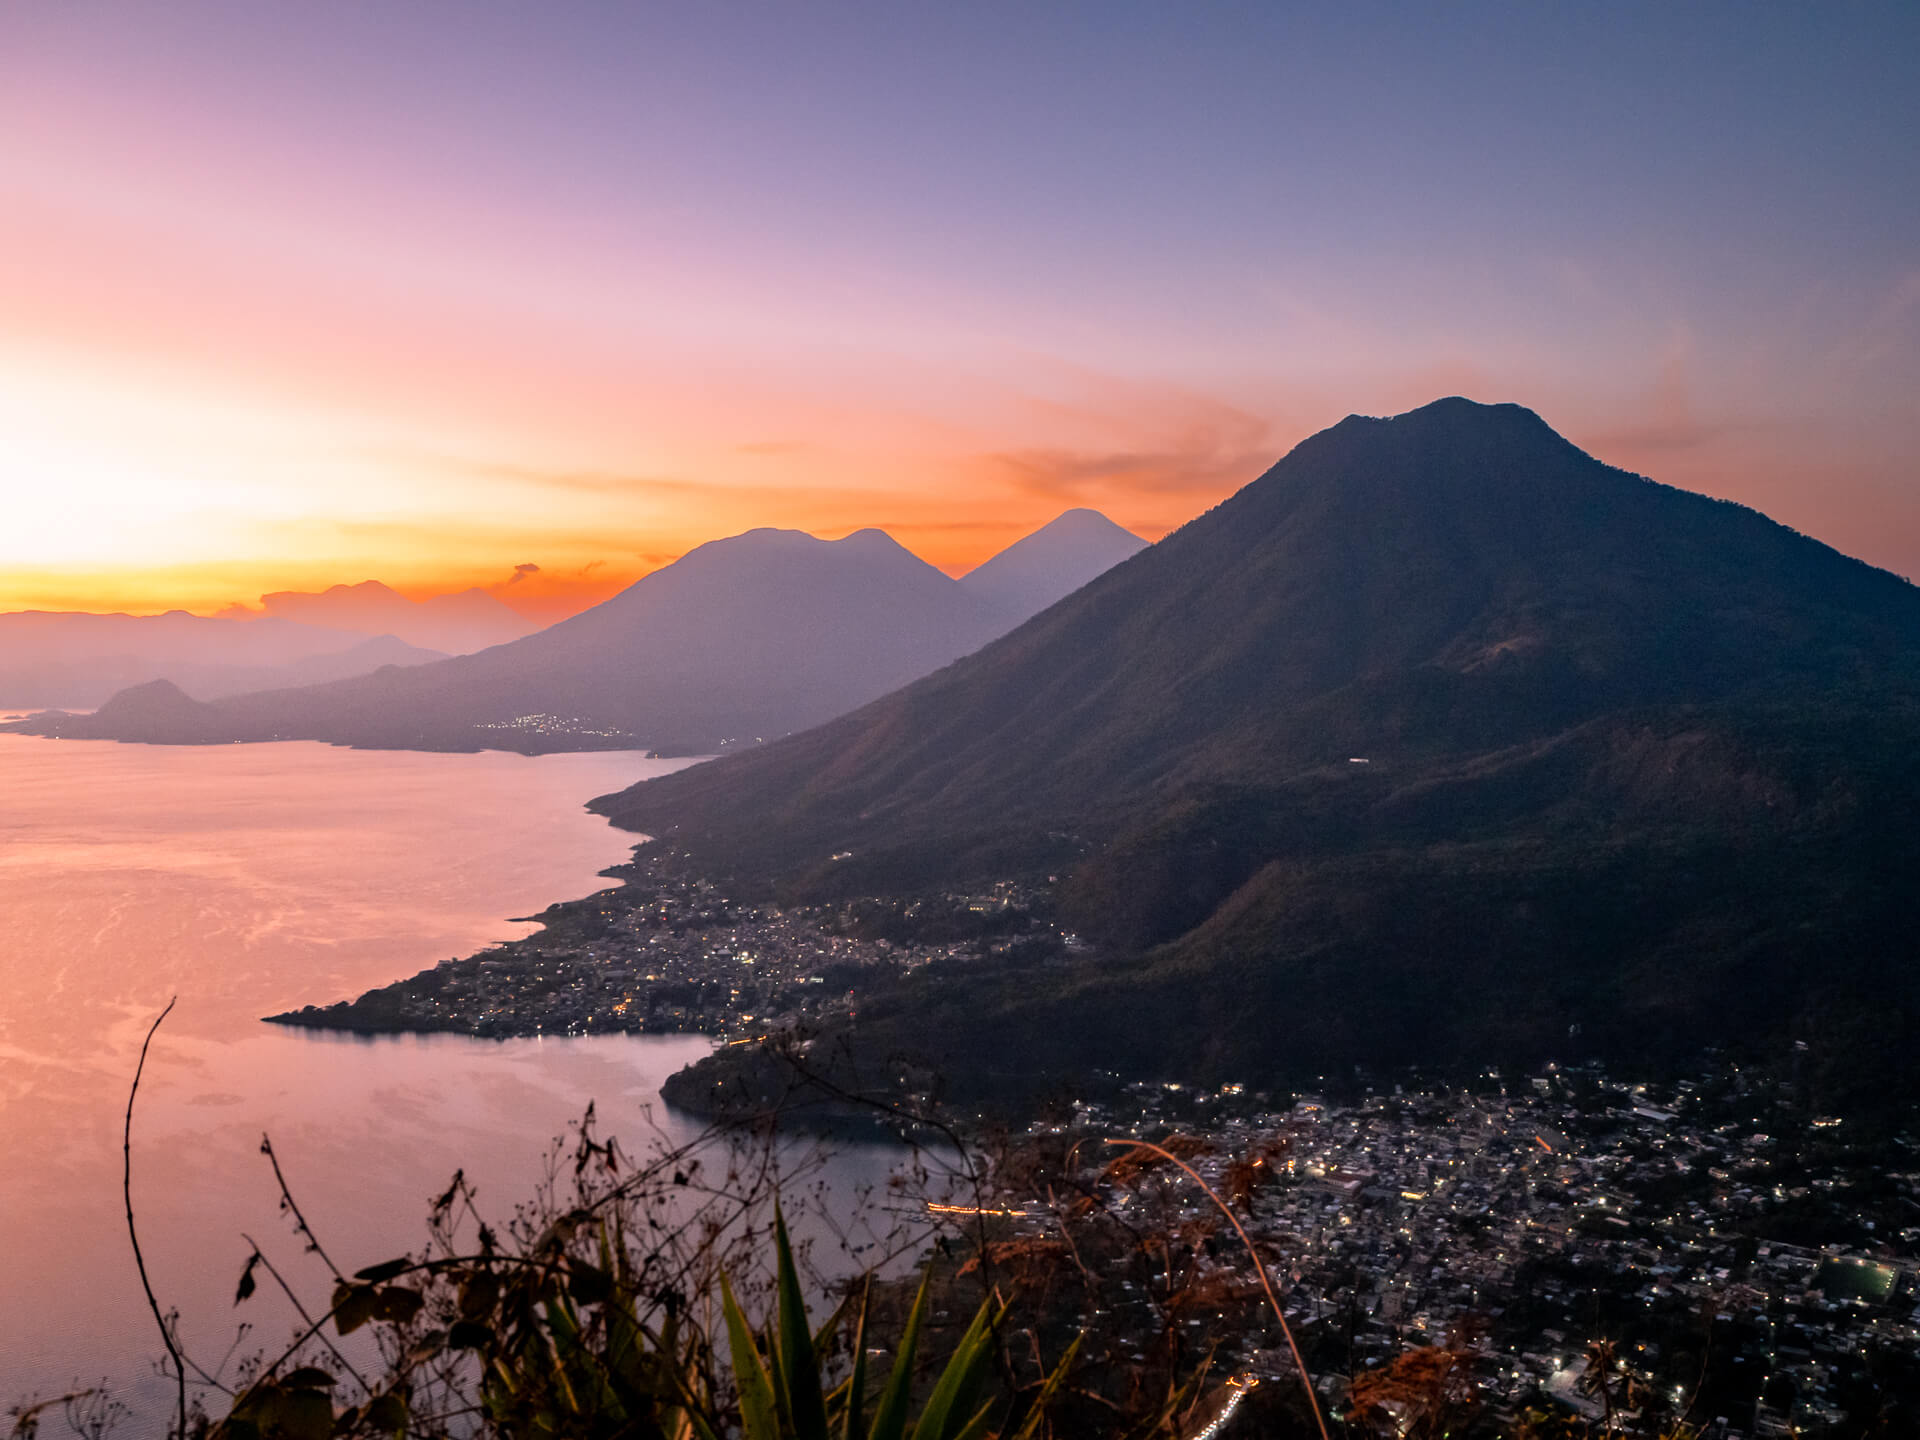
[67,678,221,743]
[599,399,1920,1109]
[0,610,444,709]
[958,508,1147,622]
[10,516,1146,754]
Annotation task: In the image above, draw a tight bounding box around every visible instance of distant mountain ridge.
[598,399,1920,1109]
[241,580,535,655]
[0,610,445,709]
[8,513,1142,753]
[958,508,1146,620]
[601,398,1920,857]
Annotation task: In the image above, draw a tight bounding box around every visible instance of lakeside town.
[268,844,1049,1040]
[960,1068,1920,1438]
[266,846,1920,1436]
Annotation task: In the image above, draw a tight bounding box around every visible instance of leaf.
[568,1260,614,1306]
[947,1399,996,1440]
[721,1273,781,1440]
[279,1387,333,1440]
[279,1367,337,1390]
[774,1208,831,1440]
[354,1257,412,1284]
[812,1287,855,1365]
[449,1318,494,1349]
[229,1383,280,1422]
[373,1285,426,1325]
[842,1279,871,1440]
[332,1282,379,1337]
[365,1391,408,1434]
[459,1269,500,1320]
[235,1252,261,1305]
[1009,1334,1083,1440]
[908,1297,1002,1440]
[867,1274,929,1440]
[430,1169,464,1217]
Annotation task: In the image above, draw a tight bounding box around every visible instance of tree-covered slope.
[607,399,1920,1103]
[598,398,1920,867]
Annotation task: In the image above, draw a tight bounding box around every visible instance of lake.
[0,735,938,1422]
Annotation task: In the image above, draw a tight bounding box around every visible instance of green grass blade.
[1010,1333,1083,1440]
[867,1273,929,1440]
[948,1398,997,1440]
[841,1278,872,1440]
[907,1298,1002,1440]
[774,1208,832,1440]
[721,1273,781,1440]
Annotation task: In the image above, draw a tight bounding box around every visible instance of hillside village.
[976,1069,1920,1438]
[270,847,1920,1437]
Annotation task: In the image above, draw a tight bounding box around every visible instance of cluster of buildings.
[977,1066,1920,1437]
[469,713,639,741]
[271,851,1920,1434]
[270,847,1007,1036]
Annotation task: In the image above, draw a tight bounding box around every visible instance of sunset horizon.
[10,7,1920,1431]
[6,5,1915,619]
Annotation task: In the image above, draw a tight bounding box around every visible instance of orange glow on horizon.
[4,7,1917,623]
[8,126,1914,618]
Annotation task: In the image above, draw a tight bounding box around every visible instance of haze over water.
[0,737,908,1418]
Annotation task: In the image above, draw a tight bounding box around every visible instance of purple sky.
[2,2,1915,615]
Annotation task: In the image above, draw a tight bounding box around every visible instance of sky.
[2,2,1915,621]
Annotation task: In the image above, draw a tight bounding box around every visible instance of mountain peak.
[89,677,212,732]
[1316,396,1579,470]
[830,527,920,559]
[605,394,1920,863]
[597,397,1920,1103]
[959,508,1148,623]
[1330,396,1554,432]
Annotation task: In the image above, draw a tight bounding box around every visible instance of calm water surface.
[0,736,928,1419]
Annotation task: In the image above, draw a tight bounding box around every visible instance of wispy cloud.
[979,367,1278,507]
[990,397,1274,503]
[1584,330,1729,456]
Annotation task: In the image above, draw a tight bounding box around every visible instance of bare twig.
[258,1134,345,1280]
[1045,1182,1100,1304]
[1104,1137,1329,1440]
[125,997,186,1439]
[238,1235,372,1392]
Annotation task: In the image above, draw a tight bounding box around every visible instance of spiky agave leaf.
[772,1208,833,1440]
[866,1273,930,1440]
[722,1273,782,1440]
[907,1295,1005,1440]
[842,1278,872,1440]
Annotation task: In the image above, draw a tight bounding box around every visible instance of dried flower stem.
[1102,1138,1329,1440]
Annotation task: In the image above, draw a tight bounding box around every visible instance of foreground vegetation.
[13,1039,1778,1440]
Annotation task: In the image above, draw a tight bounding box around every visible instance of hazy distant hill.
[244,580,534,654]
[602,399,1920,1108]
[11,515,1144,753]
[0,611,443,710]
[959,508,1146,622]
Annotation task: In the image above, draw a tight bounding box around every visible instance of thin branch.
[238,1236,372,1392]
[258,1135,345,1281]
[125,997,187,1440]
[1103,1137,1330,1440]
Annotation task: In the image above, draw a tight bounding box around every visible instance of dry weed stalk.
[1101,1137,1330,1440]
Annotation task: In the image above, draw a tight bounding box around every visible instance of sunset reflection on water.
[0,738,720,1414]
